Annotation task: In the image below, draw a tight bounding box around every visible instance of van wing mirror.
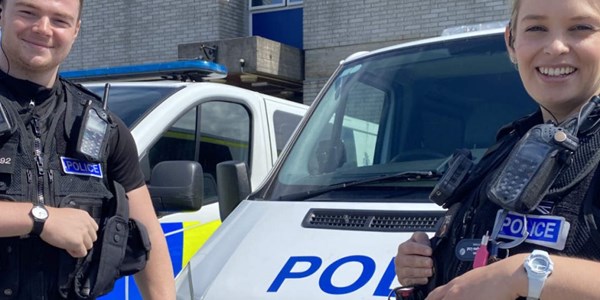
[216,160,250,221]
[148,160,203,215]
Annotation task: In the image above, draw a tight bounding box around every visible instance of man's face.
[0,0,81,79]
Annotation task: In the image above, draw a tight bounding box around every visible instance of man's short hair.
[0,0,84,18]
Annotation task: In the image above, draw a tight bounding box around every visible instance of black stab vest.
[0,79,114,299]
[430,111,600,290]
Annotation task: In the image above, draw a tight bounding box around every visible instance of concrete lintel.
[178,36,303,82]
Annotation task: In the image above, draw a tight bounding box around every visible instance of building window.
[251,0,303,48]
[251,0,302,10]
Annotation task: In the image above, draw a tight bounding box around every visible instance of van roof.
[340,27,506,65]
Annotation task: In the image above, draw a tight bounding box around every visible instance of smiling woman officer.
[395,0,600,299]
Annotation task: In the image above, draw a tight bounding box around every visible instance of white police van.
[61,60,309,299]
[174,26,539,299]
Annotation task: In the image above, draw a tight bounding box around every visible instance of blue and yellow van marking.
[99,221,221,300]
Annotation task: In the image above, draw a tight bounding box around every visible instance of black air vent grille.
[303,208,445,232]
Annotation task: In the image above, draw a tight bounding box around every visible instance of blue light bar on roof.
[60,59,228,82]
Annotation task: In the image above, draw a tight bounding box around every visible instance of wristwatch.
[523,249,554,300]
[29,204,49,236]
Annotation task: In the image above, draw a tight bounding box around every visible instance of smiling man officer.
[0,0,175,299]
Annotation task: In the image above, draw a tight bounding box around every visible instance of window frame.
[250,0,302,11]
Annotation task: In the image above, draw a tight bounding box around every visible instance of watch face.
[32,206,48,220]
[529,255,551,273]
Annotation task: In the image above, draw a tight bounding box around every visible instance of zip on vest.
[32,115,45,205]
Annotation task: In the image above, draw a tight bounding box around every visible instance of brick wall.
[302,0,510,103]
[62,0,247,71]
[60,0,511,105]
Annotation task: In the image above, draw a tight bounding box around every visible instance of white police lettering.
[495,210,569,250]
[65,160,99,173]
[60,157,103,178]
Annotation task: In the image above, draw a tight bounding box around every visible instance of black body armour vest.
[429,111,600,292]
[0,81,114,299]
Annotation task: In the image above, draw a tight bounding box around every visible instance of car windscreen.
[84,85,181,128]
[265,32,539,201]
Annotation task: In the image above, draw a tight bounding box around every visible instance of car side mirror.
[216,160,250,221]
[148,160,204,215]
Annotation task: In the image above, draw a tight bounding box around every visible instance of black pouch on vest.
[120,219,151,276]
[69,182,151,299]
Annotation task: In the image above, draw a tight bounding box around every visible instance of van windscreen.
[267,32,538,202]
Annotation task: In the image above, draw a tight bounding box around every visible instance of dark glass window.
[273,110,303,155]
[85,85,180,128]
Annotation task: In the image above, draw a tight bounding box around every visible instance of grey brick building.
[63,0,511,104]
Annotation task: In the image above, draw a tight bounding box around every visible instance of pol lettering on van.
[269,256,397,297]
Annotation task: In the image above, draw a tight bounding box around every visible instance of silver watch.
[30,204,49,236]
[523,249,553,300]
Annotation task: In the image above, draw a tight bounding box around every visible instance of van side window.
[147,101,251,205]
[273,110,302,155]
[148,108,197,168]
[198,101,251,203]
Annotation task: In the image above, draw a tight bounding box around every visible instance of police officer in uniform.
[0,0,175,299]
[395,0,600,299]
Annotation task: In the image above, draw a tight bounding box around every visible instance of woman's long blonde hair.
[508,0,521,48]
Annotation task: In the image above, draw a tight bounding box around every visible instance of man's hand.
[395,231,434,286]
[40,207,98,258]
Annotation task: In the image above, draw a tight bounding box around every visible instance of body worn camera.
[76,84,110,162]
[430,149,474,207]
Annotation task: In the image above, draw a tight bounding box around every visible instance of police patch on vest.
[60,156,103,178]
[495,210,570,250]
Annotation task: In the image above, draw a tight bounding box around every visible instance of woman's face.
[507,0,600,121]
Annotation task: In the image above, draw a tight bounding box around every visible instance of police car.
[174,25,540,299]
[62,61,309,300]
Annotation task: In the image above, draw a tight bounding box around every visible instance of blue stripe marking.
[163,222,184,276]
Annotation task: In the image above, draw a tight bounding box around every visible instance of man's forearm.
[0,201,34,237]
[128,186,175,299]
[134,224,175,299]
